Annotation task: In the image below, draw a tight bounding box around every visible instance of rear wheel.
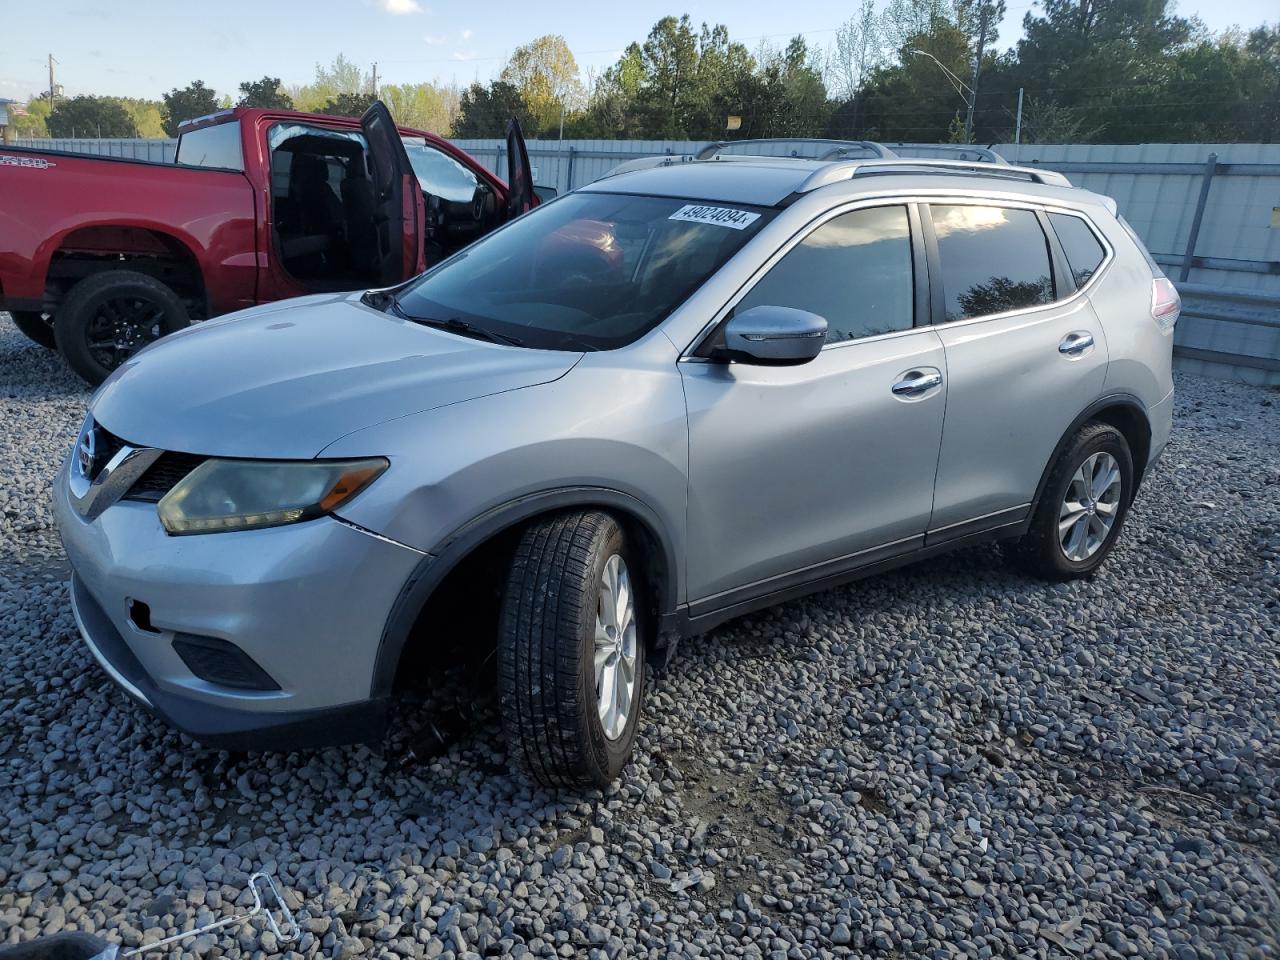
[498,511,646,788]
[54,270,190,385]
[1008,422,1134,580]
[9,310,56,349]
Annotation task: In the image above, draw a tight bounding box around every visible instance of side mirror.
[717,305,827,365]
[533,184,559,202]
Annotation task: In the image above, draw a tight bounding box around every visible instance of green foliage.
[47,95,139,138]
[238,76,294,110]
[161,81,220,136]
[316,92,376,118]
[453,82,535,138]
[10,95,52,137]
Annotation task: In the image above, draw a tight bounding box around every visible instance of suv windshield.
[393,193,775,351]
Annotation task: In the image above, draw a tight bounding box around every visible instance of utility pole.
[47,54,58,109]
[963,5,990,144]
[371,62,379,99]
[1013,86,1024,161]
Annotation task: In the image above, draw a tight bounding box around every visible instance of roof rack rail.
[882,143,1008,164]
[695,138,897,161]
[797,158,1072,192]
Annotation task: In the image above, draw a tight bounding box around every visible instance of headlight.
[157,458,388,535]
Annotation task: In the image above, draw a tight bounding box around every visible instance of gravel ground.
[0,311,1277,960]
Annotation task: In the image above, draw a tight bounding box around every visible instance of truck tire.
[54,270,190,386]
[498,511,646,788]
[1007,422,1134,581]
[8,311,56,349]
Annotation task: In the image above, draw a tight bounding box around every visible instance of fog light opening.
[128,598,158,634]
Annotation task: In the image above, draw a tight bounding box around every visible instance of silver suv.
[54,152,1177,786]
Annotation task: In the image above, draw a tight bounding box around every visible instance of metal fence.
[13,135,1280,385]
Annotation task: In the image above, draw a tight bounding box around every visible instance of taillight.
[1151,277,1180,332]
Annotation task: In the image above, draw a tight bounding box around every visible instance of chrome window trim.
[680,196,923,360]
[921,198,1116,331]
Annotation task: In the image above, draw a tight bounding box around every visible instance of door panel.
[681,328,947,603]
[504,117,534,218]
[360,100,424,285]
[923,200,1109,533]
[930,296,1107,531]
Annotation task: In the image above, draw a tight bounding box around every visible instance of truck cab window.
[175,122,244,171]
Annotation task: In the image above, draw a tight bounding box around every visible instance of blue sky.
[2,0,1275,102]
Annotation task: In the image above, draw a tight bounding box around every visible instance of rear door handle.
[1058,331,1095,356]
[891,369,943,397]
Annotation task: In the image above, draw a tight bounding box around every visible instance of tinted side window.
[738,205,914,343]
[175,122,244,171]
[1050,213,1106,286]
[931,205,1054,322]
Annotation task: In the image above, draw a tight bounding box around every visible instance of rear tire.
[9,311,56,349]
[54,270,190,386]
[498,511,646,788]
[1007,422,1134,581]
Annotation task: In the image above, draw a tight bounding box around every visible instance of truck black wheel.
[8,311,56,349]
[54,270,190,386]
[498,511,646,788]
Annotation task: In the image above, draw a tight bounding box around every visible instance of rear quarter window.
[1049,213,1107,287]
[175,122,244,171]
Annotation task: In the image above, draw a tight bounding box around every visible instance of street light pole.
[907,49,975,134]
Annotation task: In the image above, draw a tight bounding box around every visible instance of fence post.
[565,145,576,192]
[1179,152,1218,283]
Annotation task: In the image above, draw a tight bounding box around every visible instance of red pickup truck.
[0,102,536,383]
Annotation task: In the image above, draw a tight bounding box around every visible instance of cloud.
[460,28,473,40]
[379,0,423,13]
[423,33,447,45]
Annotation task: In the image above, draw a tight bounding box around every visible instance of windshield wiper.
[393,305,526,347]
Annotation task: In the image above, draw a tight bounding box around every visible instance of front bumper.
[53,457,424,750]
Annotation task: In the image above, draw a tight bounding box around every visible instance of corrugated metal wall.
[12,136,1279,382]
[12,137,176,162]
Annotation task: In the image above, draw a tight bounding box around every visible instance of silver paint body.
[54,162,1174,724]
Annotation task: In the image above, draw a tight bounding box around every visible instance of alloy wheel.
[84,296,167,369]
[1058,451,1122,562]
[593,553,638,740]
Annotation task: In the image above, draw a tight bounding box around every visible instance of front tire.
[54,270,190,386]
[1008,422,1134,580]
[9,311,56,349]
[498,512,646,788]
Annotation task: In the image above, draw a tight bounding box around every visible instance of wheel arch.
[369,486,681,700]
[1031,393,1153,514]
[41,223,208,317]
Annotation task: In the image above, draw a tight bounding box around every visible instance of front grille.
[172,634,281,691]
[126,453,207,502]
[94,426,127,471]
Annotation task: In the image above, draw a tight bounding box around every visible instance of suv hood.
[90,293,581,459]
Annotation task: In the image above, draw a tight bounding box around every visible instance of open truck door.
[360,100,424,285]
[505,117,535,218]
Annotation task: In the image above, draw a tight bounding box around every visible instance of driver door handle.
[1059,331,1095,356]
[891,370,943,397]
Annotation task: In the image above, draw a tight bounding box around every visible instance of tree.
[501,35,585,134]
[830,0,886,100]
[161,81,220,136]
[10,94,52,137]
[381,82,462,134]
[47,96,139,138]
[291,55,369,113]
[854,21,975,142]
[316,92,376,118]
[238,76,293,109]
[452,81,534,138]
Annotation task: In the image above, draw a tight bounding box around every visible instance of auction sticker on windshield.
[669,204,761,230]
